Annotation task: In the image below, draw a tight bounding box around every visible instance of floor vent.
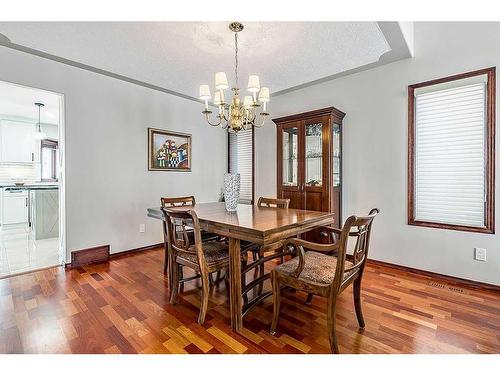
[429,281,465,294]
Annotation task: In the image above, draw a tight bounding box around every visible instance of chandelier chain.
[234,31,238,89]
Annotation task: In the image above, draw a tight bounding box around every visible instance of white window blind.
[229,129,253,204]
[414,77,487,227]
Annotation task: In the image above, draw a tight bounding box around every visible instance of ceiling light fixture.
[34,102,46,140]
[199,22,270,133]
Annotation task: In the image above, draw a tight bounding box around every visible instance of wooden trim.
[69,245,110,268]
[109,243,163,259]
[66,243,163,268]
[367,258,500,292]
[272,106,346,125]
[408,67,496,234]
[408,67,495,89]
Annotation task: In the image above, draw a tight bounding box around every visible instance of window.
[41,139,59,182]
[408,67,495,233]
[229,128,254,204]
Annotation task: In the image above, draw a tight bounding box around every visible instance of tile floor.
[0,223,60,278]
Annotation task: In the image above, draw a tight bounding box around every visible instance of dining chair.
[160,196,219,274]
[244,197,290,261]
[240,197,290,312]
[256,197,290,209]
[270,208,379,353]
[162,207,229,324]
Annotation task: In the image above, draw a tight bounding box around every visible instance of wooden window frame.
[227,127,255,205]
[408,67,496,234]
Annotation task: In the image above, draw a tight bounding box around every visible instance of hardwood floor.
[0,246,499,354]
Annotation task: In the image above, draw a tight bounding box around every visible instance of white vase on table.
[223,173,240,212]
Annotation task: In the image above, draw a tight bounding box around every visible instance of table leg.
[228,238,243,331]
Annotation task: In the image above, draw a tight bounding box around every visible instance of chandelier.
[199,22,270,133]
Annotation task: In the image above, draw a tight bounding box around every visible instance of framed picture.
[148,128,192,171]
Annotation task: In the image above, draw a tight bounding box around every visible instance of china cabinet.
[274,107,345,236]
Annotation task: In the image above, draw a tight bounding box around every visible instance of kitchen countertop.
[1,183,59,190]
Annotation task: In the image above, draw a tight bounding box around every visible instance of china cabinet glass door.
[282,126,299,187]
[305,122,323,188]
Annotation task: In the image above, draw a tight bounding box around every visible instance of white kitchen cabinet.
[2,189,28,225]
[0,120,37,163]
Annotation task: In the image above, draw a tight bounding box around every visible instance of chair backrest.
[160,196,196,253]
[161,196,196,207]
[332,208,379,291]
[257,197,290,209]
[161,207,206,266]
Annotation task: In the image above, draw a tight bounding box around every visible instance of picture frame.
[148,128,192,171]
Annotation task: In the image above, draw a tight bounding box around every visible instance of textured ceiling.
[0,81,60,125]
[0,22,392,99]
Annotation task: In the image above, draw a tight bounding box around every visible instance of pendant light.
[34,102,46,140]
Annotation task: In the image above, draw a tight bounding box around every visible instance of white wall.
[256,22,500,285]
[0,46,227,258]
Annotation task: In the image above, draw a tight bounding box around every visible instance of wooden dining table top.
[147,202,334,243]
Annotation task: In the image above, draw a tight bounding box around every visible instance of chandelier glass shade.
[199,22,270,133]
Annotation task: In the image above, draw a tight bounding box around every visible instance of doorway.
[0,80,65,278]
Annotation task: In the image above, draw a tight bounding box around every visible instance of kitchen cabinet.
[0,120,37,163]
[2,189,29,225]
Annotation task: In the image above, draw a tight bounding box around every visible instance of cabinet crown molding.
[272,106,346,124]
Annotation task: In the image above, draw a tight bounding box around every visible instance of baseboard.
[109,243,163,259]
[66,243,163,268]
[367,258,500,293]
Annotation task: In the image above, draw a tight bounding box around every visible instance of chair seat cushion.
[178,240,229,265]
[274,251,355,287]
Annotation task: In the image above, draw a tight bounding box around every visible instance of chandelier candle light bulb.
[198,22,270,133]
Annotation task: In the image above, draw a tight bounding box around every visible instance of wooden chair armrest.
[318,226,341,243]
[318,226,342,235]
[284,238,339,252]
[319,226,362,241]
[282,239,306,278]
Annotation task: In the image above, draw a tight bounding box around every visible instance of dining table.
[147,202,334,332]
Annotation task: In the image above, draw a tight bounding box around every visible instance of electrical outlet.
[139,224,145,233]
[474,247,487,261]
